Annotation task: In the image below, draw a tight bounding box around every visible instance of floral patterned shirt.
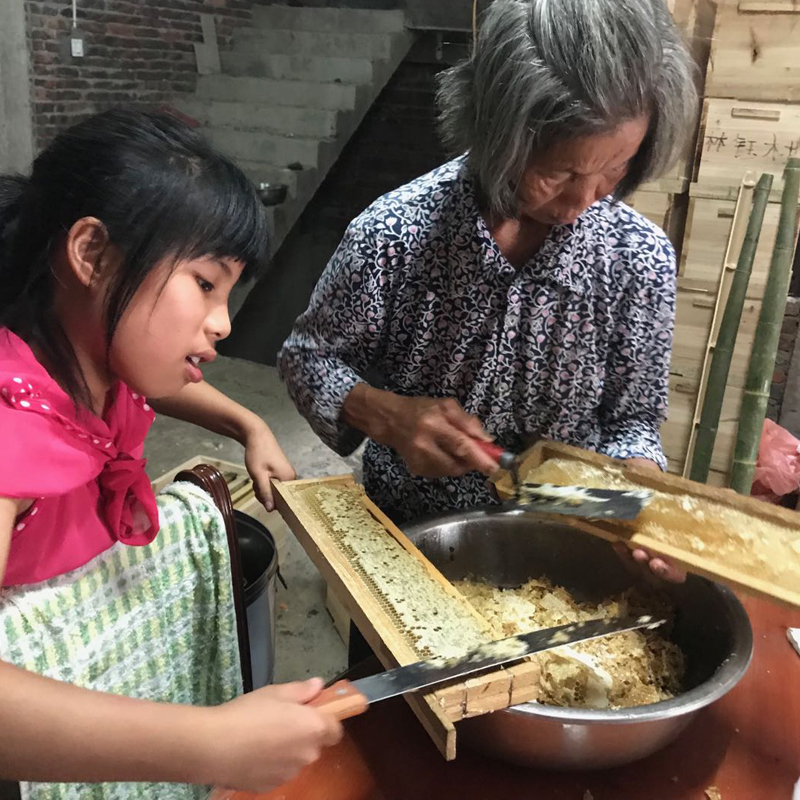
[278,158,676,521]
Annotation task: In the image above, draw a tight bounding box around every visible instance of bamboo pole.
[730,159,800,494]
[684,171,761,480]
[689,173,773,483]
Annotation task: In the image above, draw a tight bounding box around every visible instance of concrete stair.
[172,4,413,316]
[251,5,406,34]
[220,52,376,85]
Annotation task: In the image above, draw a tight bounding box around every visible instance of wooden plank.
[493,442,800,609]
[706,4,800,102]
[695,98,800,199]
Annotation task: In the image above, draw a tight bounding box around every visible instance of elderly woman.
[279,0,696,576]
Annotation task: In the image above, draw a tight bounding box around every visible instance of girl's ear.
[65,216,113,288]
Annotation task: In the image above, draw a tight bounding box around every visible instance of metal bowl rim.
[403,507,755,725]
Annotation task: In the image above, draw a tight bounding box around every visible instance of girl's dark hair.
[0,108,269,407]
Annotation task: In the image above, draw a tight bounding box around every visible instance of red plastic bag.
[751,419,800,503]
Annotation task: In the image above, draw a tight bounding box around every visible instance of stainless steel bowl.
[404,508,753,770]
[257,182,288,206]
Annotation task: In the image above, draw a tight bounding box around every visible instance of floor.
[144,355,361,684]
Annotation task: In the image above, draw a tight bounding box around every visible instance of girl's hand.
[243,422,296,511]
[201,678,342,793]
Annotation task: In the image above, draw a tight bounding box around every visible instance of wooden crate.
[670,287,761,394]
[706,2,800,103]
[637,1,716,195]
[694,99,800,200]
[678,195,784,293]
[626,191,690,256]
[663,368,751,477]
[667,0,717,85]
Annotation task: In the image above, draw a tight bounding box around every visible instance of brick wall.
[253,0,490,30]
[25,0,254,148]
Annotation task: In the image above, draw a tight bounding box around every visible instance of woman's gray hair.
[437,0,698,218]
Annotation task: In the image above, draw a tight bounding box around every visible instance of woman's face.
[516,117,650,227]
[109,255,244,398]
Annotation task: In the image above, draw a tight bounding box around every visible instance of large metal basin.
[404,508,753,770]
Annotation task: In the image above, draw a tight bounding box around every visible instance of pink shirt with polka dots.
[0,328,158,586]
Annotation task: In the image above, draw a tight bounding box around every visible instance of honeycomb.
[301,483,489,659]
[526,458,800,593]
[456,577,684,709]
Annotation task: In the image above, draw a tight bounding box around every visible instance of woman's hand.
[201,678,342,794]
[342,386,498,478]
[618,457,687,583]
[243,422,296,511]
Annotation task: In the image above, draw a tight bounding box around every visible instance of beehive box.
[678,195,785,292]
[637,0,716,195]
[705,2,800,103]
[665,186,797,482]
[694,98,800,200]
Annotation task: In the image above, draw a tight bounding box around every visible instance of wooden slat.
[493,442,800,609]
[706,4,800,102]
[695,99,800,198]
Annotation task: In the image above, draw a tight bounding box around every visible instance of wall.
[221,41,455,365]
[25,0,254,148]
[0,2,35,173]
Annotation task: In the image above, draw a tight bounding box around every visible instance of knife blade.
[309,614,664,720]
[512,482,653,521]
[476,442,652,520]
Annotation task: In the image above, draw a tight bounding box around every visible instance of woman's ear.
[65,216,112,288]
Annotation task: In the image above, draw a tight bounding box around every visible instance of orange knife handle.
[308,680,369,720]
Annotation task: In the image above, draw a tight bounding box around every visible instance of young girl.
[0,109,341,792]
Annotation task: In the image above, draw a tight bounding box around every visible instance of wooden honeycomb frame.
[273,475,540,760]
[494,442,800,609]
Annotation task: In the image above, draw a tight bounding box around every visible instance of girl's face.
[109,255,244,398]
